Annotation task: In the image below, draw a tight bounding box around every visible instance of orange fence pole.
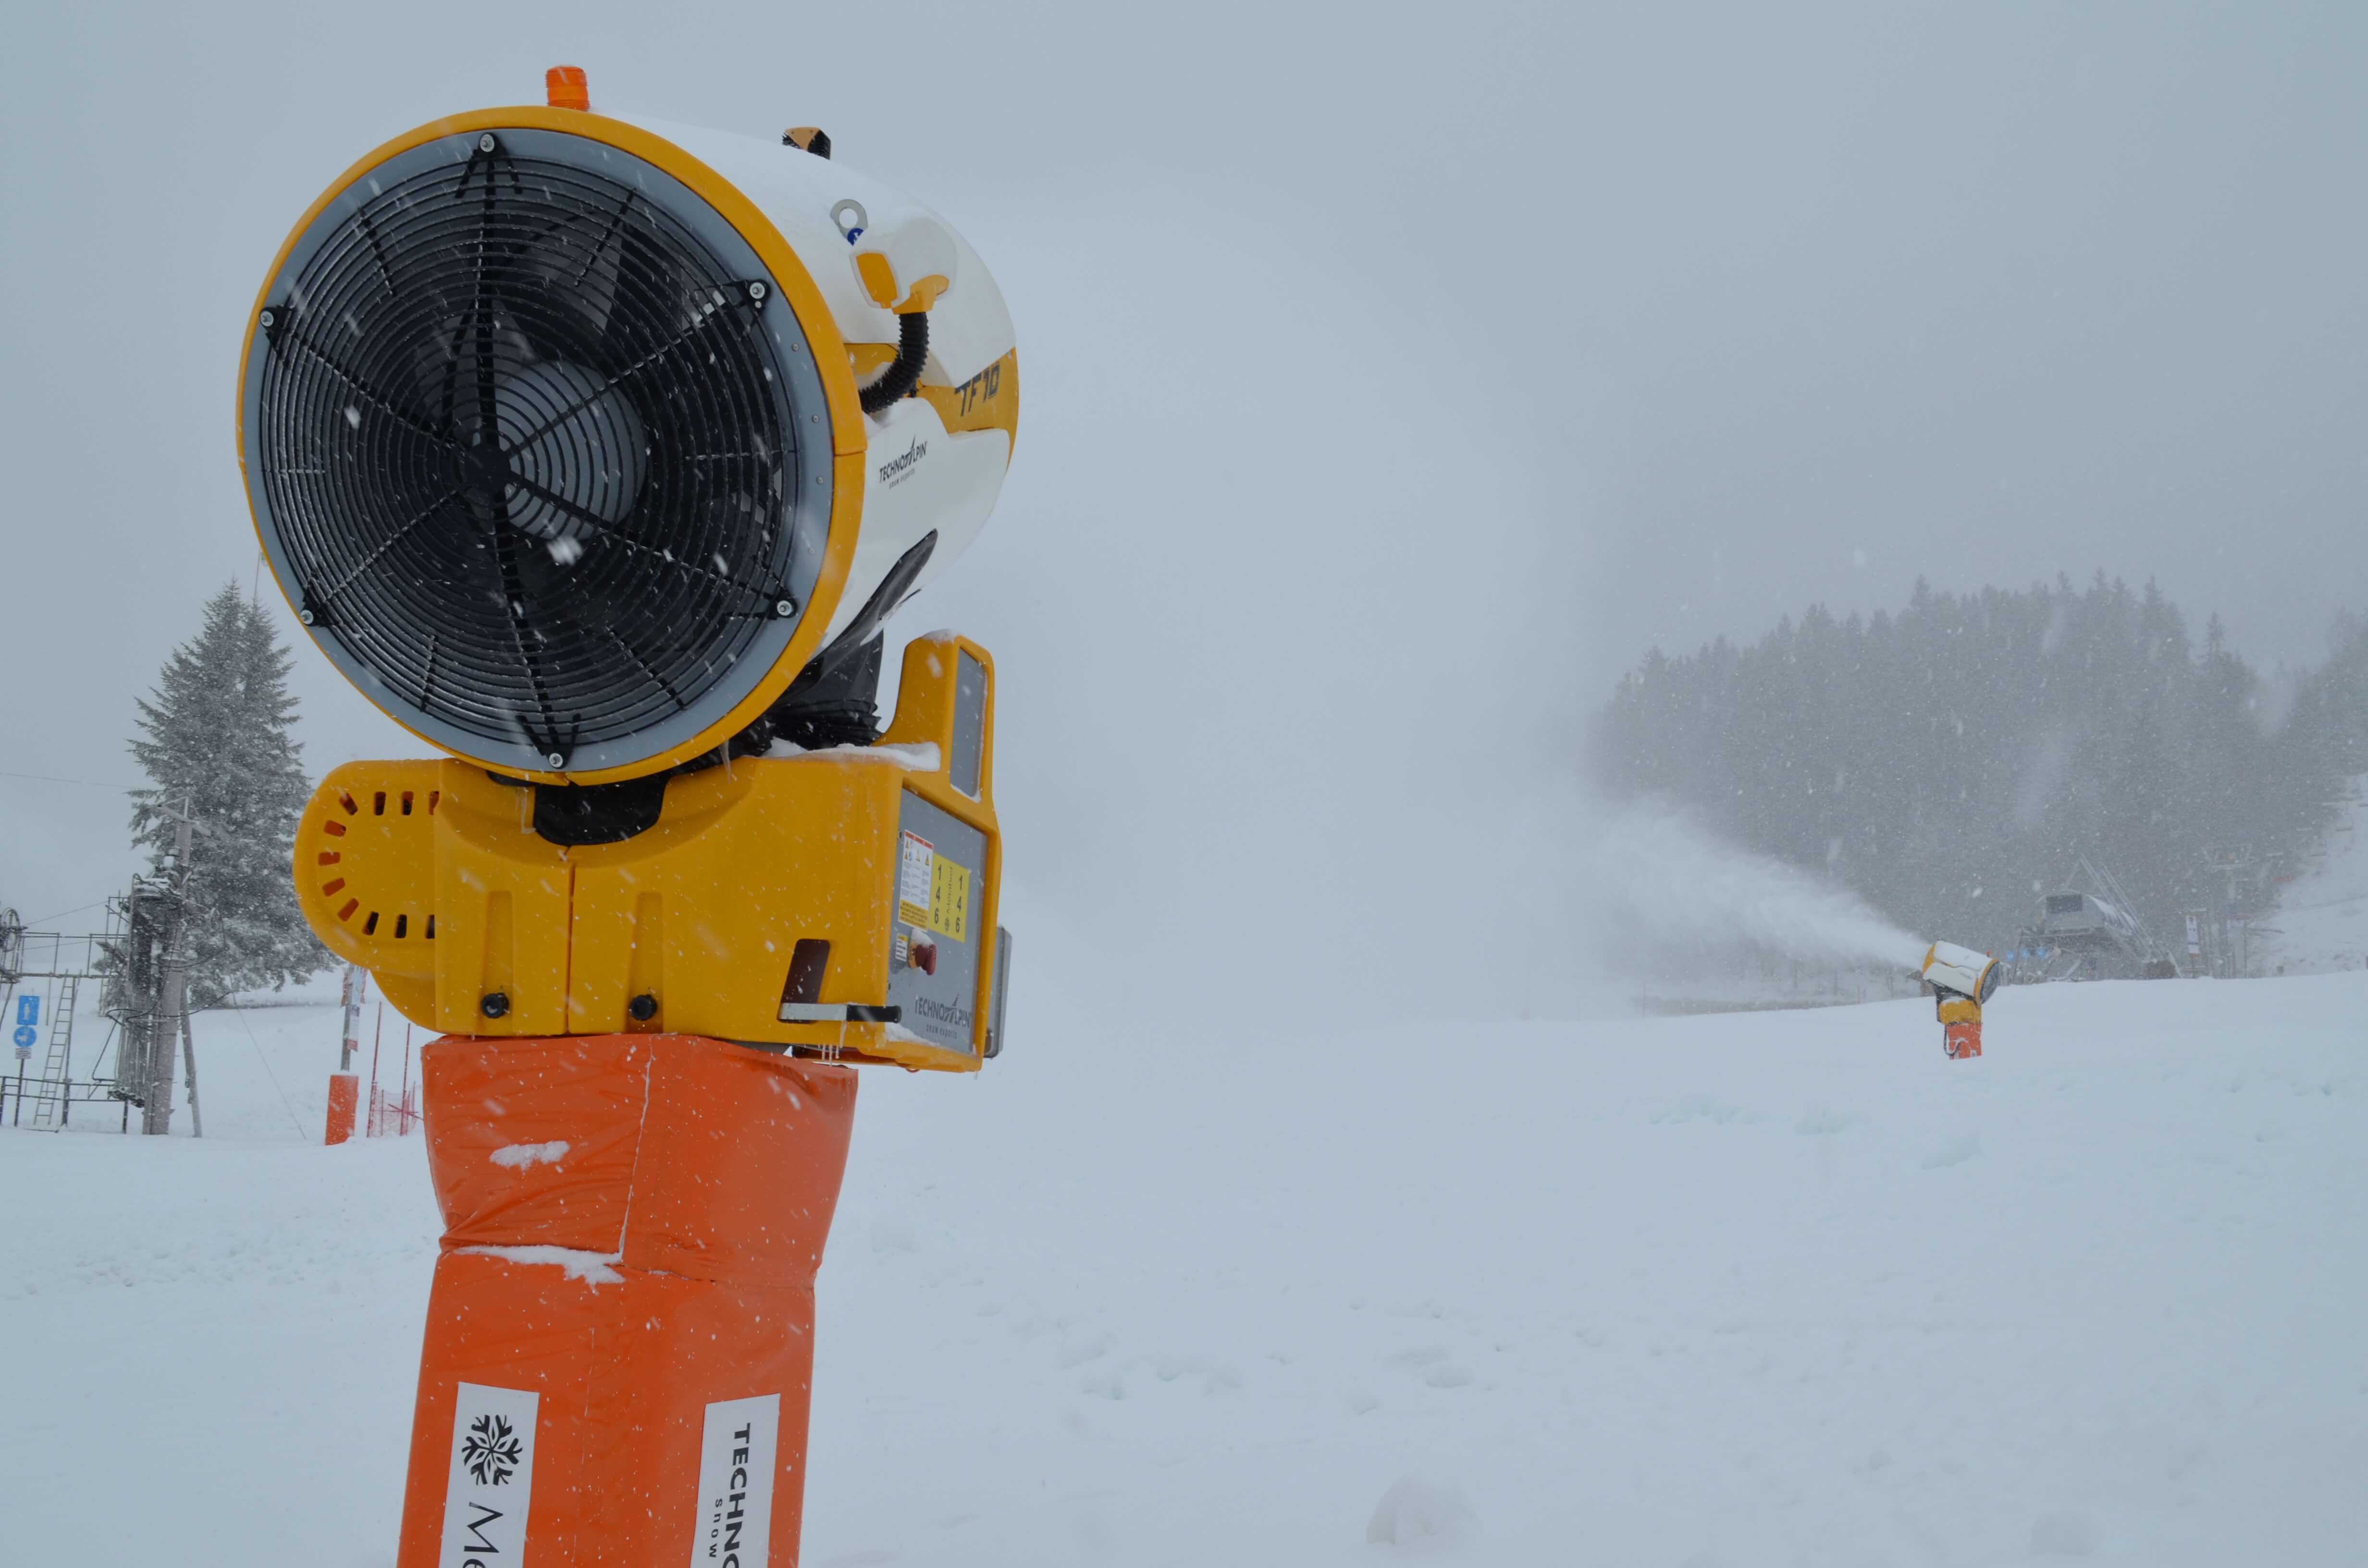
[325,1071,359,1144]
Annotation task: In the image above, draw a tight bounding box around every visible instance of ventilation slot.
[781,939,831,1005]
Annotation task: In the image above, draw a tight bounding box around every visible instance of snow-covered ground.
[2261,779,2368,977]
[3,974,2364,1566]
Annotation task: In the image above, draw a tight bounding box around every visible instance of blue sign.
[15,994,37,1028]
[12,1024,37,1050]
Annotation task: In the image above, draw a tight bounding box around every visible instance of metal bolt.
[628,992,658,1022]
[298,609,315,625]
[775,599,795,618]
[480,991,510,1020]
[749,281,768,302]
[546,751,566,769]
[478,133,497,153]
[259,308,276,329]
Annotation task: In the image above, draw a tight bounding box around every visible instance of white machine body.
[645,118,1017,637]
[1921,941,2000,1003]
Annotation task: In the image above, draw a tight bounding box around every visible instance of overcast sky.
[3,2,2363,1013]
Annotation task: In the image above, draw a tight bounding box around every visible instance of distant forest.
[1594,576,2368,951]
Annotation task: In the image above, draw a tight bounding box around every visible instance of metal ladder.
[30,977,77,1127]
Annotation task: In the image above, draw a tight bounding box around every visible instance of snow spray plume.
[1583,799,1928,972]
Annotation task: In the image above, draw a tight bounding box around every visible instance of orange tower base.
[395,1034,856,1568]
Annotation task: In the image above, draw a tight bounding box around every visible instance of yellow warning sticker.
[898,831,935,928]
[929,857,972,941]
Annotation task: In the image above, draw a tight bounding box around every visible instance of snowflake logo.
[462,1413,523,1485]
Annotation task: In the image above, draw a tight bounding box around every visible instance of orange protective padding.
[1943,1021,1984,1060]
[325,1072,359,1144]
[395,1034,856,1568]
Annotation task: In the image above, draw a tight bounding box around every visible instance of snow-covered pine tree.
[128,583,324,1005]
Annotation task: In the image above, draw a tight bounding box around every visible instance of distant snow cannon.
[235,68,1019,1568]
[1920,941,2000,1060]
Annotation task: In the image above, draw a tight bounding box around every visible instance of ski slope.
[3,973,2363,1567]
[2261,778,2368,977]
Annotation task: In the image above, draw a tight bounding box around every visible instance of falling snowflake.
[463,1413,524,1485]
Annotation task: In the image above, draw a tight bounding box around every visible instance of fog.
[4,2,2363,1017]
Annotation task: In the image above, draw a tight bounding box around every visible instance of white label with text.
[441,1382,540,1568]
[690,1393,780,1568]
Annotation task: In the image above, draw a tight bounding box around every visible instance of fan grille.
[246,127,829,773]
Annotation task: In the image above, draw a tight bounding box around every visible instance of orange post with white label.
[1939,999,1983,1059]
[394,1034,856,1568]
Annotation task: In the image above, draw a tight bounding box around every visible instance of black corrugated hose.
[860,311,930,413]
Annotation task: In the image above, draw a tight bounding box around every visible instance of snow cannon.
[234,69,1018,1568]
[1920,941,1999,1060]
[237,77,1016,1069]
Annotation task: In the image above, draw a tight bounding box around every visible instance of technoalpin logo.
[692,1393,781,1568]
[877,437,928,488]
